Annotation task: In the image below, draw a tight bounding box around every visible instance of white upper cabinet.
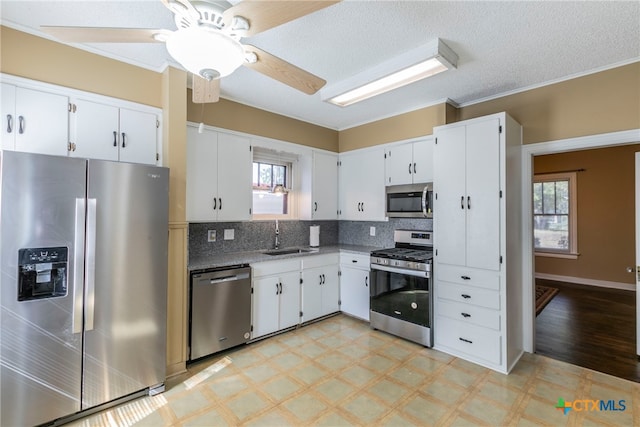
[71,100,159,165]
[118,108,159,165]
[384,138,434,186]
[1,75,161,165]
[186,125,252,222]
[311,151,338,220]
[434,120,501,271]
[338,147,386,221]
[1,83,69,156]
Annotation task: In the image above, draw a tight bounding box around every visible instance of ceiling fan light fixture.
[166,27,244,79]
[321,38,458,107]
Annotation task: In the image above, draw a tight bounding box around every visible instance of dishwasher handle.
[205,272,250,284]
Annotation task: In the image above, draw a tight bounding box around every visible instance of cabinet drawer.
[303,253,339,269]
[436,264,500,290]
[437,299,500,330]
[252,258,301,277]
[339,252,370,269]
[435,316,502,366]
[437,282,500,310]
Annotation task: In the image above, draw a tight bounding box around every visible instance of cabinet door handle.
[461,294,471,299]
[408,163,412,174]
[461,312,471,318]
[361,202,364,212]
[213,198,217,210]
[322,274,325,284]
[413,163,417,174]
[121,132,126,148]
[314,202,318,212]
[461,196,464,209]
[467,196,471,210]
[459,337,473,344]
[276,283,279,295]
[279,282,283,294]
[365,276,368,287]
[6,114,12,133]
[319,274,322,285]
[461,276,471,280]
[18,115,25,134]
[219,198,222,210]
[113,131,117,147]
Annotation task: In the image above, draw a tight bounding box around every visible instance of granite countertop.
[188,244,380,272]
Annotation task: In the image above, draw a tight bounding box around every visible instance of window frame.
[533,172,579,259]
[252,149,297,220]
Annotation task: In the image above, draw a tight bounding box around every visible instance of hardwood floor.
[535,278,640,383]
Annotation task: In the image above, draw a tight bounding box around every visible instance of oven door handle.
[370,263,430,278]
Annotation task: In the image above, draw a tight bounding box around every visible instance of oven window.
[387,193,421,213]
[370,269,430,327]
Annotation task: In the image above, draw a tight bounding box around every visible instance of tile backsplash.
[189,220,339,261]
[188,218,432,263]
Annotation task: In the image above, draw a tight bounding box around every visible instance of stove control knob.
[411,302,418,309]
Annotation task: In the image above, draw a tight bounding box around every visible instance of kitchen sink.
[262,248,315,256]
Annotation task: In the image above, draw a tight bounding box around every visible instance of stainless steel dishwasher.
[189,265,252,360]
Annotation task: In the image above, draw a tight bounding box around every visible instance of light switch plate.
[224,229,235,240]
[369,226,376,236]
[207,230,217,242]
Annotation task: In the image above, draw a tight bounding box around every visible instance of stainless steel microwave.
[385,183,433,218]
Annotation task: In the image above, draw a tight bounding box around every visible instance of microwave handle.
[422,186,428,217]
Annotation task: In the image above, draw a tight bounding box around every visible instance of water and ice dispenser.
[18,247,68,301]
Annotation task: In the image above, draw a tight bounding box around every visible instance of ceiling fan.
[41,0,339,102]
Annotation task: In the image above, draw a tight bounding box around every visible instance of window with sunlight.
[533,172,578,257]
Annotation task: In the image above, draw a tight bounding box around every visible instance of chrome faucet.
[274,220,280,249]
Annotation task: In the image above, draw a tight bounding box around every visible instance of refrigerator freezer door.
[1,151,87,426]
[82,160,168,408]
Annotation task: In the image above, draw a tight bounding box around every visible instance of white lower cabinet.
[251,259,301,339]
[339,253,370,321]
[301,254,340,322]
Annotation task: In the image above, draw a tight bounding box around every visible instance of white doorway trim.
[636,152,640,356]
[521,129,640,353]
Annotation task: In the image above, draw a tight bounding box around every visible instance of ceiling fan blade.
[192,74,220,103]
[41,26,171,43]
[223,1,340,37]
[242,44,326,95]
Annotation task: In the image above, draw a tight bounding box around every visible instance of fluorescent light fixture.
[321,38,458,107]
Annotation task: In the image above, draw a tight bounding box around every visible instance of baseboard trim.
[535,273,635,291]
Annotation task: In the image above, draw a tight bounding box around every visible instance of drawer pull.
[461,312,471,318]
[459,337,473,344]
[394,310,401,315]
[461,294,471,299]
[461,275,471,280]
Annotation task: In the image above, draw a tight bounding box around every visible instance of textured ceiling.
[1,0,639,130]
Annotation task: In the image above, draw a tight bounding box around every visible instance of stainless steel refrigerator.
[0,151,169,426]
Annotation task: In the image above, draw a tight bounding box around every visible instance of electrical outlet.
[369,226,376,236]
[224,229,235,240]
[207,230,217,242]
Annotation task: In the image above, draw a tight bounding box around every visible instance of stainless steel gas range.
[370,229,433,347]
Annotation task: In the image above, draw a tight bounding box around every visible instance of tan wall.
[0,26,162,108]
[458,62,640,145]
[186,90,339,152]
[338,103,448,152]
[534,144,640,284]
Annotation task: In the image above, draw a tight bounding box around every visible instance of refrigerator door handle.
[73,198,86,334]
[85,198,97,331]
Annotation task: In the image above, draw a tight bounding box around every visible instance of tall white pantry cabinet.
[432,112,523,374]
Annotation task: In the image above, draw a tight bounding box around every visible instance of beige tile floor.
[70,315,640,426]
